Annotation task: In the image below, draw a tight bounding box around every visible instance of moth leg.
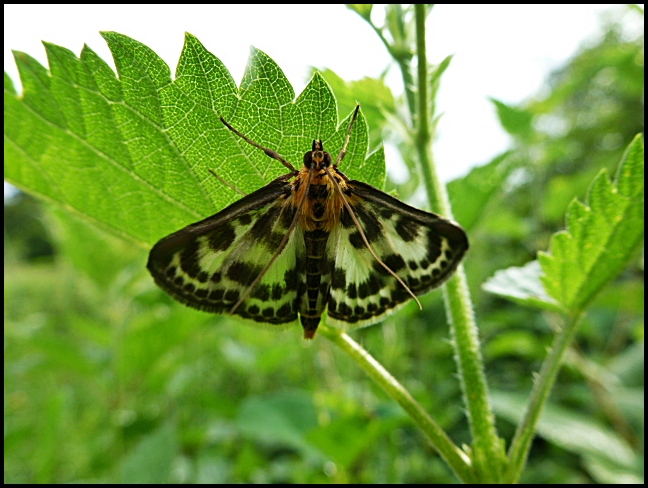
[334,105,361,168]
[220,116,298,172]
[208,169,248,196]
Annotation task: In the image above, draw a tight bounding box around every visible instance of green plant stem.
[504,311,584,483]
[414,5,503,481]
[413,5,439,213]
[318,324,476,483]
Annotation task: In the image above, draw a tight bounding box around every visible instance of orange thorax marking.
[294,168,345,232]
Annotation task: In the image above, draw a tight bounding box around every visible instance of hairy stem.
[504,312,584,482]
[318,324,476,483]
[413,4,503,481]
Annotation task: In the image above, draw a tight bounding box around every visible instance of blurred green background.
[4,8,643,483]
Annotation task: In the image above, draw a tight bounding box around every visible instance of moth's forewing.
[147,174,304,327]
[324,179,468,330]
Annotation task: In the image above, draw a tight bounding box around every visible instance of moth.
[147,106,468,339]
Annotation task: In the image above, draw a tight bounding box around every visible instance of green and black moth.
[147,106,469,339]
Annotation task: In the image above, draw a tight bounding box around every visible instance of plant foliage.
[4,6,644,484]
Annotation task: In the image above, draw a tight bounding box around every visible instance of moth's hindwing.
[147,174,305,327]
[325,179,469,330]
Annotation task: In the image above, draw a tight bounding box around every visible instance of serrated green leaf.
[5,33,385,248]
[482,260,563,312]
[538,135,644,313]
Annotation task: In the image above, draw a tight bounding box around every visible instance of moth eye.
[324,152,332,167]
[303,151,314,168]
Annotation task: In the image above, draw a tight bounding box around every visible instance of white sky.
[4,4,637,199]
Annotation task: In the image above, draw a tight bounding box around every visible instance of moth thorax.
[303,140,333,170]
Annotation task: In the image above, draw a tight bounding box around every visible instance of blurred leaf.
[490,98,534,141]
[49,207,141,288]
[590,279,644,315]
[447,151,513,231]
[4,33,384,247]
[430,54,452,87]
[492,391,638,472]
[540,170,600,225]
[4,193,55,261]
[482,260,562,312]
[316,68,395,153]
[236,391,323,460]
[483,329,548,361]
[5,70,17,94]
[306,406,405,469]
[195,455,230,483]
[582,452,643,484]
[119,423,177,483]
[429,55,453,114]
[539,135,644,313]
[385,5,411,59]
[480,206,531,239]
[347,4,373,21]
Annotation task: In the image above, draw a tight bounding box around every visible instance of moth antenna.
[229,167,314,314]
[324,167,422,309]
[334,105,361,168]
[220,116,298,172]
[208,169,248,196]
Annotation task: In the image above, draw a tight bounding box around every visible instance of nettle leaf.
[5,33,385,247]
[538,135,644,314]
[482,261,562,312]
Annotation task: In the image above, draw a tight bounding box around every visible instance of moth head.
[303,140,333,170]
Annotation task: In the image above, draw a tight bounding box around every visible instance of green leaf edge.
[538,134,644,314]
[5,32,386,247]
